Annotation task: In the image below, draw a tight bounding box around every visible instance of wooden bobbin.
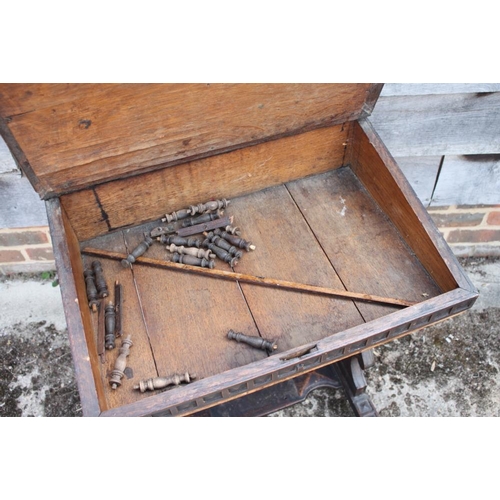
[227,330,277,352]
[172,253,215,269]
[84,268,99,312]
[218,230,256,251]
[206,243,239,267]
[166,244,215,260]
[211,235,243,259]
[104,302,116,350]
[92,260,108,298]
[109,336,133,390]
[114,281,123,338]
[182,211,221,228]
[150,224,176,238]
[121,234,153,268]
[188,198,230,216]
[133,372,197,393]
[158,235,201,248]
[224,225,241,236]
[162,208,191,223]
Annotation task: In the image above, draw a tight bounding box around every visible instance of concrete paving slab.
[0,257,498,417]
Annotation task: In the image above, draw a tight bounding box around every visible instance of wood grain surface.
[286,167,441,322]
[430,154,500,206]
[0,83,380,197]
[45,199,102,415]
[370,92,500,156]
[395,156,442,207]
[381,83,500,96]
[228,185,366,349]
[61,124,349,241]
[81,230,159,409]
[121,221,266,382]
[349,119,473,292]
[80,247,416,307]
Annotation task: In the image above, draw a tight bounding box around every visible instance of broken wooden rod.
[81,247,417,308]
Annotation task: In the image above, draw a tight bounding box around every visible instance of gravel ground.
[1,257,498,417]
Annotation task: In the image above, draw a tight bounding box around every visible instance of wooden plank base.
[79,166,441,412]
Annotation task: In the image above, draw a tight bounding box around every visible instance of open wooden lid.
[0,83,383,199]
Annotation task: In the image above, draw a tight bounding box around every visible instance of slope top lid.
[0,83,383,198]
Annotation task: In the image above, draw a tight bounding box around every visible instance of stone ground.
[0,257,498,417]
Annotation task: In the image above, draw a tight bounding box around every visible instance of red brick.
[487,212,500,225]
[431,212,484,228]
[0,231,48,247]
[25,247,54,261]
[0,249,25,262]
[447,229,500,244]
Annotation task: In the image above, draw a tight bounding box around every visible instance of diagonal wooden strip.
[176,216,232,237]
[81,247,417,308]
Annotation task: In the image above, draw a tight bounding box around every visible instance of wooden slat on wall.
[371,92,500,156]
[0,173,48,227]
[0,135,17,174]
[381,83,500,96]
[430,154,500,206]
[395,156,442,207]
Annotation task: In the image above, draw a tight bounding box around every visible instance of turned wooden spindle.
[114,281,122,338]
[188,198,230,216]
[227,330,277,352]
[211,235,243,259]
[121,234,153,268]
[133,372,197,393]
[182,211,221,228]
[150,224,176,238]
[158,235,201,247]
[162,208,191,223]
[224,225,241,236]
[172,253,215,269]
[84,268,99,312]
[166,244,215,260]
[206,243,239,267]
[92,261,108,298]
[109,336,133,389]
[104,302,116,350]
[218,230,256,251]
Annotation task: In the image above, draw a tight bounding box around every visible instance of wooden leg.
[189,354,379,417]
[334,354,378,417]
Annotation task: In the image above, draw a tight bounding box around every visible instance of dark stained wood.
[286,167,442,322]
[81,229,160,410]
[120,221,266,382]
[60,124,350,241]
[228,185,366,350]
[45,198,103,416]
[81,247,416,307]
[100,287,477,417]
[0,84,377,197]
[349,119,475,292]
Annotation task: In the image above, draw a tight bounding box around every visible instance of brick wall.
[0,227,55,274]
[428,205,500,257]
